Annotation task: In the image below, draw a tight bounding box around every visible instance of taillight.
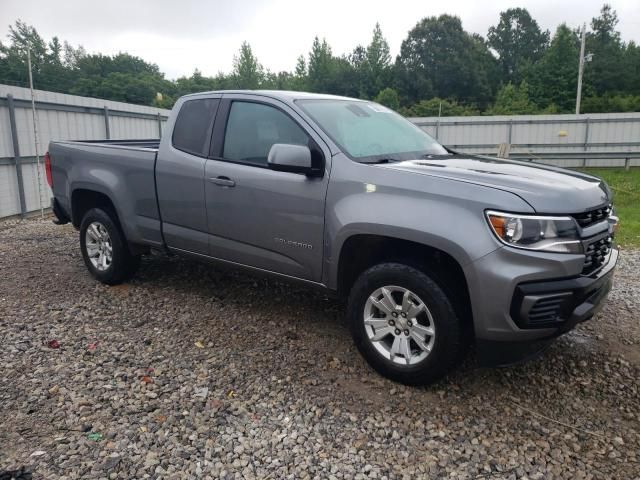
[45,152,53,187]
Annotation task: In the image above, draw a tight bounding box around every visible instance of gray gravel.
[1,216,639,479]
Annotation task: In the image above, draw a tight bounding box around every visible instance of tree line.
[1,4,639,116]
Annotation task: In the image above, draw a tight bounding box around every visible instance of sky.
[2,0,639,80]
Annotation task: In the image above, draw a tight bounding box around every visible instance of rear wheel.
[80,208,140,285]
[347,262,465,385]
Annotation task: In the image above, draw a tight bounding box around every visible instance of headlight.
[486,211,583,254]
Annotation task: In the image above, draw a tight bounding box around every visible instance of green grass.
[577,167,640,248]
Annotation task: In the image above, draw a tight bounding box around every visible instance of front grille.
[527,296,567,326]
[572,205,612,228]
[583,236,612,275]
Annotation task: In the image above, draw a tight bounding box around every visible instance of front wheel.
[347,263,465,385]
[80,208,140,285]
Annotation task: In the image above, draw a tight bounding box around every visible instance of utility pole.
[27,48,44,217]
[575,23,587,115]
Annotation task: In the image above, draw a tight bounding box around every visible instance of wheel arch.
[71,187,121,229]
[332,232,474,336]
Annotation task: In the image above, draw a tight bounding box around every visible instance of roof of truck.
[181,90,363,102]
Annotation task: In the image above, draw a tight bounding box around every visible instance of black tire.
[347,262,465,386]
[79,207,140,285]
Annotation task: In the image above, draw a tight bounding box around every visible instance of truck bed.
[49,138,163,248]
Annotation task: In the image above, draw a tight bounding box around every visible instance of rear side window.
[223,101,309,166]
[172,98,219,156]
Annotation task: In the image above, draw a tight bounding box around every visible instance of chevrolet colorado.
[47,90,618,385]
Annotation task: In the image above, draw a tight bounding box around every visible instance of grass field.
[578,167,639,248]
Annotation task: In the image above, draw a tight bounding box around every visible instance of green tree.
[348,44,367,96]
[400,97,479,117]
[330,56,360,97]
[585,4,625,96]
[362,23,392,98]
[152,91,175,109]
[68,52,171,104]
[374,87,400,110]
[306,37,358,96]
[63,41,85,68]
[0,20,48,86]
[231,42,263,89]
[396,15,498,106]
[173,70,229,99]
[307,37,335,93]
[488,8,549,84]
[581,94,640,113]
[529,24,579,112]
[623,42,640,95]
[47,37,63,65]
[290,55,308,91]
[485,81,538,114]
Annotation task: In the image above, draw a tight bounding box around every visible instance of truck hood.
[378,155,610,213]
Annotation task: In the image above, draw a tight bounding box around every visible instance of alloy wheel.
[363,285,436,366]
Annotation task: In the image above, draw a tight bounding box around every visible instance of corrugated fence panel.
[0,84,169,218]
[110,115,159,139]
[412,113,640,169]
[0,105,13,157]
[21,162,50,213]
[0,165,21,217]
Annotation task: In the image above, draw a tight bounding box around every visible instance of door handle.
[209,176,235,187]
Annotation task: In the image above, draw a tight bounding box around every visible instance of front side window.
[223,101,309,166]
[296,99,448,162]
[172,98,219,156]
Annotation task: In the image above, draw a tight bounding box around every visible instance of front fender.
[324,201,495,290]
[322,155,535,290]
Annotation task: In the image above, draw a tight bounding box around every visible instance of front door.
[204,96,330,282]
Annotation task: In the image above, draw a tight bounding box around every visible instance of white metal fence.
[411,112,640,168]
[1,85,639,220]
[0,84,169,219]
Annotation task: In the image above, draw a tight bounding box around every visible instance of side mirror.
[268,143,314,175]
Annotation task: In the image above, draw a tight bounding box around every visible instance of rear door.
[204,94,331,282]
[156,95,220,254]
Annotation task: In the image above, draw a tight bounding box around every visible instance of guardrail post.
[625,157,631,171]
[583,117,590,167]
[157,112,162,139]
[103,106,111,139]
[7,94,27,218]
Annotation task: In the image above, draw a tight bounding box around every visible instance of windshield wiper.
[361,157,402,164]
[420,153,454,159]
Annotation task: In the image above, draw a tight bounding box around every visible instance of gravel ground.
[1,216,639,480]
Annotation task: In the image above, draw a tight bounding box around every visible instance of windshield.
[296,99,449,162]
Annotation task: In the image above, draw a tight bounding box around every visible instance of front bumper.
[465,242,618,366]
[511,251,615,331]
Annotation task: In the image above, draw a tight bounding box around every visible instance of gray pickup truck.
[47,90,618,385]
